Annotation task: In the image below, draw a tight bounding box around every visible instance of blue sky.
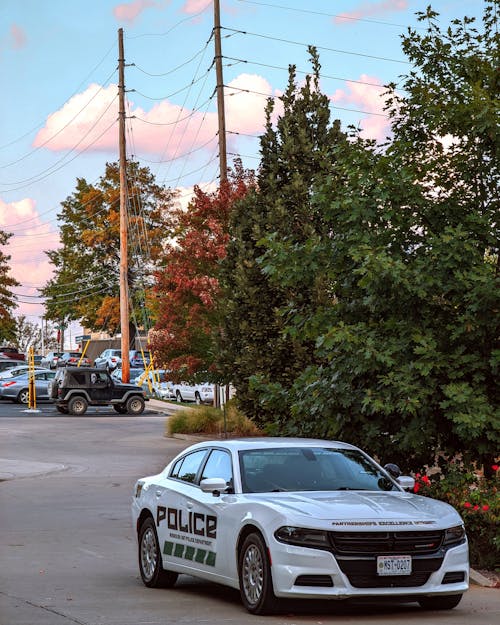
[0,0,485,345]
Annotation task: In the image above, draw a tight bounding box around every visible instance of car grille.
[329,530,444,556]
[329,531,445,589]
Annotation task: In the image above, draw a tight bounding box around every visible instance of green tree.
[257,3,499,468]
[41,161,175,336]
[0,229,19,342]
[218,49,347,426]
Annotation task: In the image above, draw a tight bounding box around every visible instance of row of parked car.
[39,349,151,370]
[0,360,214,406]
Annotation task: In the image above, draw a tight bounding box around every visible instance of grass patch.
[167,400,261,438]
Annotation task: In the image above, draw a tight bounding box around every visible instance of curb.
[470,569,500,588]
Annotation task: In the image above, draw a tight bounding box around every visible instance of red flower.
[473,505,480,511]
[463,502,472,508]
[492,465,499,472]
[422,475,431,484]
[415,473,421,479]
[482,505,490,511]
[414,483,420,493]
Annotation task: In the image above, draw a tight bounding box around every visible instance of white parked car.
[134,370,174,400]
[94,349,122,371]
[132,438,468,615]
[172,381,214,404]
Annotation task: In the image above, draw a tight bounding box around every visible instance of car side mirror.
[384,463,401,479]
[200,477,228,497]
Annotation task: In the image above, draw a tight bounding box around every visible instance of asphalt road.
[0,405,499,625]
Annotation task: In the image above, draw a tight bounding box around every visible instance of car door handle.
[155,490,162,497]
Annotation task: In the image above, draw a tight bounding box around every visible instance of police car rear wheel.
[239,533,277,615]
[139,518,178,588]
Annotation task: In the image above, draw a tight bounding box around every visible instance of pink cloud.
[0,198,59,318]
[330,75,391,142]
[10,24,27,49]
[113,0,163,23]
[33,73,274,157]
[334,0,407,24]
[33,84,119,152]
[181,0,212,14]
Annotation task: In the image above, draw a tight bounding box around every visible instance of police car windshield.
[239,447,397,494]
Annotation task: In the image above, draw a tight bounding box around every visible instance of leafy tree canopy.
[150,160,256,378]
[217,48,348,425]
[0,229,19,343]
[254,2,499,468]
[41,161,176,335]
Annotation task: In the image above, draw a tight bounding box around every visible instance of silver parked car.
[40,351,64,369]
[0,369,56,403]
[0,365,46,380]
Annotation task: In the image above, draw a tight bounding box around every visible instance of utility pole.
[214,0,227,183]
[214,0,228,408]
[118,28,130,383]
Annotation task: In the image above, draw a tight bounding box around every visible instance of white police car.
[132,438,468,614]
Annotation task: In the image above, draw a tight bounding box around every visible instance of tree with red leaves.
[149,160,255,379]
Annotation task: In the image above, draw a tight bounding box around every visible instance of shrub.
[167,400,262,438]
[413,464,499,570]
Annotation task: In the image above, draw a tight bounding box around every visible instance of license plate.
[377,555,412,576]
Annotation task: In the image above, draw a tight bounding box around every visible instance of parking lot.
[0,411,499,625]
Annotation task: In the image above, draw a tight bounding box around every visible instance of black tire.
[138,517,178,588]
[126,395,145,415]
[113,404,127,414]
[68,395,88,416]
[195,392,202,405]
[56,405,69,414]
[419,594,463,610]
[238,532,277,615]
[176,390,183,402]
[17,389,29,404]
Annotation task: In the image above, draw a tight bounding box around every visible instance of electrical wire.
[223,55,392,89]
[221,26,409,64]
[0,40,117,152]
[224,84,389,118]
[235,0,423,30]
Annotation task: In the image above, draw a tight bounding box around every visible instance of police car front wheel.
[138,517,178,588]
[239,532,277,615]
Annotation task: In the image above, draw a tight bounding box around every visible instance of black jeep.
[50,367,148,415]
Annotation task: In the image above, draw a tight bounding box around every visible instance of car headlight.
[443,524,466,546]
[275,526,330,549]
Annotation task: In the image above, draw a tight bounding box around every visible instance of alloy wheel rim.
[141,527,157,581]
[242,544,263,604]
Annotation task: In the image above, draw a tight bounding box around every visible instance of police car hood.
[245,491,461,528]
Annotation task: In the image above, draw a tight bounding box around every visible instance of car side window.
[201,449,233,485]
[170,450,208,484]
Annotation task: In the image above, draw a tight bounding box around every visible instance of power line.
[0,40,117,152]
[132,62,215,101]
[224,84,389,118]
[132,35,213,78]
[223,55,392,89]
[0,68,118,173]
[221,26,409,64]
[235,0,423,30]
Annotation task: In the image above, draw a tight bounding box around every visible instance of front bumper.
[269,540,469,600]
